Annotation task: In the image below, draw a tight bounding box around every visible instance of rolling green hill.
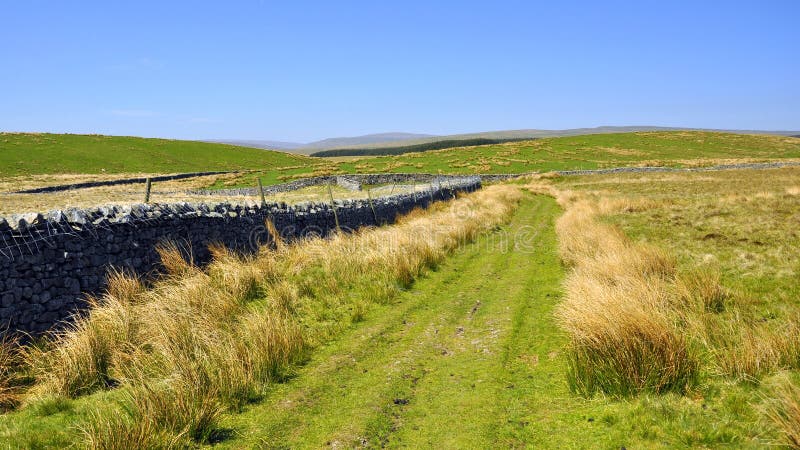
[272,126,800,154]
[0,133,310,177]
[3,132,800,192]
[336,130,800,173]
[187,131,797,190]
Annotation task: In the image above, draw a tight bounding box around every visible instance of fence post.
[366,188,379,225]
[257,177,267,207]
[144,178,152,203]
[327,182,341,231]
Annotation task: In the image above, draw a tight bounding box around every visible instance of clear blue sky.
[2,1,798,142]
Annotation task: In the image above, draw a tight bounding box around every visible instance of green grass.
[220,131,800,189]
[338,131,800,173]
[4,131,799,190]
[0,133,310,178]
[212,195,770,448]
[551,167,800,446]
[0,193,788,447]
[2,131,800,446]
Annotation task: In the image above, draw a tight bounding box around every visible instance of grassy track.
[216,195,603,448]
[0,186,787,447]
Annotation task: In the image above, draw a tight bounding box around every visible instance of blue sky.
[1,1,798,142]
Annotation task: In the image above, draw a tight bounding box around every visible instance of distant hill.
[216,126,800,156]
[209,132,437,155]
[206,139,305,151]
[313,126,800,151]
[207,131,800,190]
[311,127,800,157]
[301,132,436,150]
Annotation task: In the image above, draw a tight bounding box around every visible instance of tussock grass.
[552,168,800,444]
[763,374,800,448]
[674,267,728,313]
[26,293,136,399]
[18,185,521,445]
[155,241,196,277]
[560,272,697,396]
[548,171,800,397]
[81,382,222,449]
[549,190,698,396]
[706,317,800,381]
[0,335,26,411]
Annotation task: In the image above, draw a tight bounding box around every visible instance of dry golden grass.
[0,335,25,411]
[81,382,222,449]
[550,167,800,443]
[633,157,800,168]
[20,184,522,446]
[555,167,800,378]
[705,318,800,381]
[763,375,800,448]
[545,186,697,395]
[546,175,800,396]
[155,242,195,277]
[0,172,244,216]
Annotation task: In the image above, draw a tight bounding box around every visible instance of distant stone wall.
[14,171,232,194]
[335,176,362,191]
[192,173,524,197]
[0,177,480,335]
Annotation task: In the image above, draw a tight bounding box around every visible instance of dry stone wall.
[191,173,522,197]
[0,177,480,335]
[15,171,232,194]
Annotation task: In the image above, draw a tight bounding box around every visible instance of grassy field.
[213,131,800,189]
[2,132,800,447]
[6,178,796,447]
[547,166,800,447]
[556,167,800,313]
[0,133,309,182]
[3,131,799,191]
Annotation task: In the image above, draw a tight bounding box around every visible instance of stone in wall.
[0,177,481,335]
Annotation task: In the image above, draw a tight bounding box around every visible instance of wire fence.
[0,175,481,260]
